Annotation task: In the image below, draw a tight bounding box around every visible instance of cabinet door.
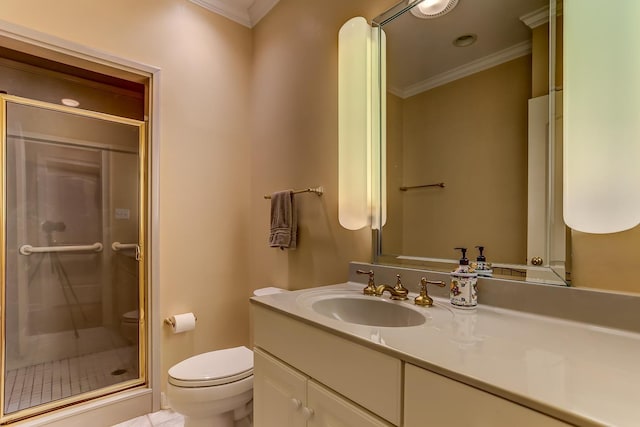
[404,364,571,427]
[254,348,307,427]
[307,380,394,427]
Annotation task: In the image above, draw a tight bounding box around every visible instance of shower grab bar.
[112,242,141,261]
[111,242,138,251]
[19,242,103,256]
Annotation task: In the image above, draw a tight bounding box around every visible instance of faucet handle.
[394,274,408,292]
[414,277,446,307]
[392,274,409,300]
[356,269,376,295]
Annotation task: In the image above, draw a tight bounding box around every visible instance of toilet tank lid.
[168,346,253,385]
[122,310,139,320]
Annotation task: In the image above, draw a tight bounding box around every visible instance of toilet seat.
[168,346,253,388]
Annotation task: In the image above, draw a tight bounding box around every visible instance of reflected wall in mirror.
[374,0,569,285]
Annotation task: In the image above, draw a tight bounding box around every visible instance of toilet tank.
[253,287,287,297]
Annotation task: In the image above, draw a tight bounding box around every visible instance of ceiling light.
[409,0,459,19]
[61,98,80,107]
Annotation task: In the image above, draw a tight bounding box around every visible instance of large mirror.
[373,0,568,284]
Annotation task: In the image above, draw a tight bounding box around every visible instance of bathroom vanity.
[251,281,640,427]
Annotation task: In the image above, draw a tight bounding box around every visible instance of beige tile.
[111,414,152,427]
[147,409,184,426]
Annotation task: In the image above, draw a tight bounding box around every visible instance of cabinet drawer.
[254,348,307,427]
[308,380,393,427]
[253,305,402,425]
[404,364,572,427]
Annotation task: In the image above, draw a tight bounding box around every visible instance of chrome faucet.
[375,274,409,300]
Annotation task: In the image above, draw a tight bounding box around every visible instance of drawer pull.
[290,398,302,411]
[302,407,315,420]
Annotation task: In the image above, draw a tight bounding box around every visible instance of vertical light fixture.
[564,0,640,233]
[338,17,386,230]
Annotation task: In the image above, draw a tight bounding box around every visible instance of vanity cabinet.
[253,305,402,425]
[254,348,393,427]
[404,364,571,427]
[254,348,306,427]
[253,303,574,427]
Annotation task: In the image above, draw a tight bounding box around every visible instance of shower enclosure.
[0,94,146,422]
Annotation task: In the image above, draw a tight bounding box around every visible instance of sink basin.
[311,296,426,327]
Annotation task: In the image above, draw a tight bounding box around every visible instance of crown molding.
[395,40,532,99]
[189,0,279,28]
[248,0,280,26]
[520,5,550,29]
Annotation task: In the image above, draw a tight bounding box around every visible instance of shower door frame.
[0,94,148,424]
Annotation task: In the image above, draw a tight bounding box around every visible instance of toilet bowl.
[167,288,287,426]
[167,346,254,427]
[120,310,139,344]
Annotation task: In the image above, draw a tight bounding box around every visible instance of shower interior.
[1,51,147,421]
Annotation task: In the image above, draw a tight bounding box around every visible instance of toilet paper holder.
[164,314,198,328]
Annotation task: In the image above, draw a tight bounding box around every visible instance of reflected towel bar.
[264,186,324,199]
[399,182,445,191]
[19,242,103,256]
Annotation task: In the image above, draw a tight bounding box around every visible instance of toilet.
[167,346,254,427]
[120,310,139,344]
[167,287,286,427]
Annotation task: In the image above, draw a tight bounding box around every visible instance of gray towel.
[269,190,297,249]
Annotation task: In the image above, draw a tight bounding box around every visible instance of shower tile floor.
[4,345,137,414]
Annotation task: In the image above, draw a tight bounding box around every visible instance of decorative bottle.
[450,247,478,309]
[473,245,493,278]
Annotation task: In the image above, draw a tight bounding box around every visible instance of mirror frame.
[371,0,568,286]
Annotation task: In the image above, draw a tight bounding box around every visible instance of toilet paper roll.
[170,312,196,333]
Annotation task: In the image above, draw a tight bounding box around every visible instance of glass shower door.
[0,94,146,422]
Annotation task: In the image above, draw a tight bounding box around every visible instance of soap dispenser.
[473,245,493,278]
[450,247,478,309]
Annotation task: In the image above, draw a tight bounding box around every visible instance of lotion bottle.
[474,245,493,277]
[450,247,478,309]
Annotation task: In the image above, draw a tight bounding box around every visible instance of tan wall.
[382,92,404,254]
[394,56,530,264]
[531,24,549,98]
[248,0,398,295]
[0,0,253,391]
[571,227,640,293]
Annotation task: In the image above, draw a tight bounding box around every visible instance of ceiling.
[189,0,280,28]
[191,0,550,97]
[383,0,549,98]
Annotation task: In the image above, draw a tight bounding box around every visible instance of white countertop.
[251,282,640,427]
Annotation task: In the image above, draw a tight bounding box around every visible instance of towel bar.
[264,186,324,199]
[399,182,445,191]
